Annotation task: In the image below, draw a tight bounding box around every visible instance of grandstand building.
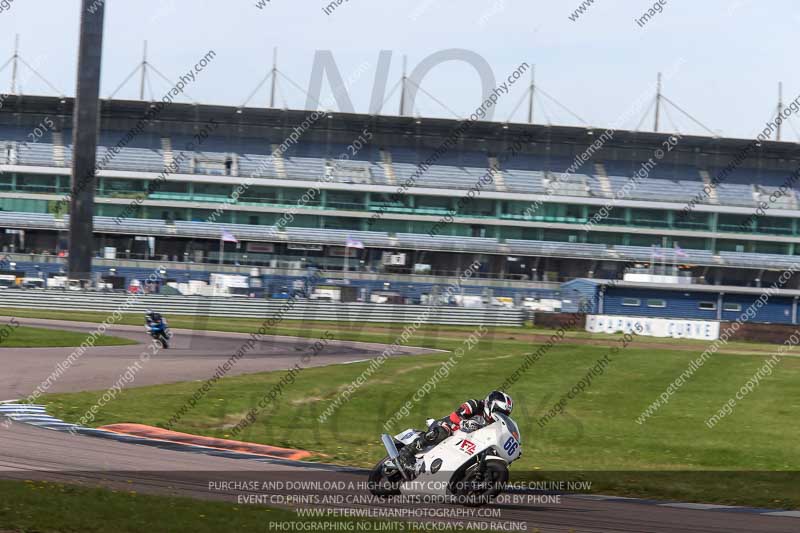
[1,94,800,288]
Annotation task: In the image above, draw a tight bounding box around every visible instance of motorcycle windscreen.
[494,412,521,443]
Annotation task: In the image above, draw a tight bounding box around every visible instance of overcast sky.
[1,0,798,141]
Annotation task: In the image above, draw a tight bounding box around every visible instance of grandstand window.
[565,204,583,220]
[240,186,277,203]
[372,192,410,208]
[630,208,669,228]
[756,217,793,236]
[717,240,750,253]
[504,200,527,216]
[539,204,562,220]
[470,225,487,238]
[327,191,364,210]
[159,181,188,194]
[718,214,753,233]
[588,207,624,226]
[622,298,641,306]
[16,174,57,194]
[498,226,523,240]
[628,234,661,247]
[754,241,791,255]
[698,302,717,311]
[461,198,494,217]
[646,299,666,308]
[415,195,450,211]
[324,217,361,231]
[671,236,706,250]
[723,303,742,312]
[105,178,143,193]
[194,183,235,199]
[674,211,711,231]
[586,231,623,245]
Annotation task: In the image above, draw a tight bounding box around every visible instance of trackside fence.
[0,290,525,326]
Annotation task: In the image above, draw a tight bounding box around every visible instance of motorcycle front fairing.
[393,428,422,446]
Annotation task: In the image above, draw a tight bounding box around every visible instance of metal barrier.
[0,290,525,326]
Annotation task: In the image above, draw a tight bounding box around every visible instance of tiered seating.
[708,166,800,209]
[4,122,800,212]
[718,250,799,268]
[610,245,716,264]
[715,183,755,207]
[396,233,500,253]
[238,153,279,178]
[390,147,500,192]
[501,169,547,194]
[506,239,606,260]
[95,216,168,233]
[0,211,58,229]
[602,161,706,203]
[287,227,395,248]
[16,142,55,166]
[91,146,164,172]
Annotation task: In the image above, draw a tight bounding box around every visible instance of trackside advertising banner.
[586,315,720,340]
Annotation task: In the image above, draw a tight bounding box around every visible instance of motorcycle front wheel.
[368,455,403,497]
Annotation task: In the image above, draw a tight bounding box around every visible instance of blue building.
[561,278,800,325]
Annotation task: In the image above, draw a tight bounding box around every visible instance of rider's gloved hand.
[460,419,482,433]
[423,424,450,444]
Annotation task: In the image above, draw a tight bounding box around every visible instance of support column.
[68,1,105,281]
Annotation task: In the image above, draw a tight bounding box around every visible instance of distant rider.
[396,390,513,470]
[144,309,167,331]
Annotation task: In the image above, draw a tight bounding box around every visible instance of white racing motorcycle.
[370,413,522,506]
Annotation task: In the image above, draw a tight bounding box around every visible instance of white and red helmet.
[484,390,513,421]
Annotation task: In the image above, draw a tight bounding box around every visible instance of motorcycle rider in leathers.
[395,390,514,470]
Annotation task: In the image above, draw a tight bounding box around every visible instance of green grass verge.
[39,318,800,509]
[0,479,384,533]
[0,325,135,348]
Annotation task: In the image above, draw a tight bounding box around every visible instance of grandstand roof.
[3,94,800,163]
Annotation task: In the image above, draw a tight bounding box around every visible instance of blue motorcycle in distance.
[146,320,171,349]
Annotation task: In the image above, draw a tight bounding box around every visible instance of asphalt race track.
[0,317,797,532]
[0,316,436,398]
